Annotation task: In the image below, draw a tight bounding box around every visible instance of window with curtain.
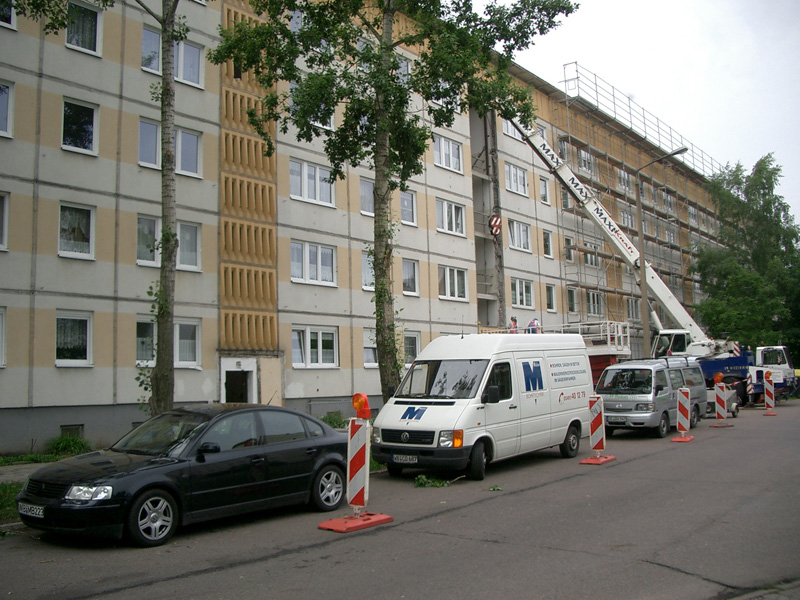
[59,204,92,258]
[66,2,99,53]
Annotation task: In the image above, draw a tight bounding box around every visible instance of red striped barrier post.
[764,377,777,416]
[746,373,754,402]
[673,387,694,442]
[580,396,616,465]
[710,383,734,428]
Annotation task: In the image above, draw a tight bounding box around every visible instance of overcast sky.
[511,0,800,222]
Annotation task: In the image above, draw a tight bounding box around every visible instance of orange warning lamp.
[765,370,772,382]
[352,393,371,419]
[713,373,724,384]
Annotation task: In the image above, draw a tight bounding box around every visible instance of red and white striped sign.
[588,395,605,453]
[677,387,691,433]
[746,373,754,397]
[765,378,776,412]
[732,341,741,357]
[715,383,727,420]
[347,419,370,508]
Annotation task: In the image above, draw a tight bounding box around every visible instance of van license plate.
[393,454,418,464]
[18,502,44,518]
[607,416,626,424]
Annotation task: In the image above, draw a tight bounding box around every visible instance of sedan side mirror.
[198,442,220,455]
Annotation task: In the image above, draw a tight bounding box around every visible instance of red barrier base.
[671,434,695,443]
[710,422,734,428]
[580,454,616,465]
[319,511,394,533]
[763,411,777,416]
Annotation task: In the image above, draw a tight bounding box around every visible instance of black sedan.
[17,403,347,547]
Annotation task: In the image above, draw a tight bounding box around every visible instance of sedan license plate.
[392,454,418,465]
[607,416,626,424]
[18,502,44,519]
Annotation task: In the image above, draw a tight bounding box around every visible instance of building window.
[587,290,603,317]
[141,27,161,73]
[396,56,411,85]
[363,328,377,367]
[564,236,574,262]
[508,220,530,252]
[176,128,201,177]
[620,210,635,229]
[289,81,333,129]
[62,99,97,154]
[665,229,676,244]
[291,240,335,285]
[178,222,200,270]
[59,203,94,259]
[292,326,338,368]
[617,168,632,193]
[511,278,533,308]
[56,310,92,366]
[361,251,374,290]
[0,192,7,251]
[66,1,101,55]
[578,149,593,173]
[137,215,160,266]
[175,319,201,368]
[557,139,567,159]
[402,259,419,295]
[542,230,553,258]
[505,163,528,196]
[400,190,416,225]
[662,191,674,212]
[173,40,203,87]
[688,205,698,223]
[290,159,334,206]
[502,118,523,141]
[136,317,155,366]
[433,134,462,173]
[404,331,420,366]
[0,306,4,367]
[539,177,550,204]
[0,81,12,138]
[438,265,466,300]
[627,297,640,321]
[567,288,577,313]
[584,241,600,268]
[1,0,16,28]
[436,198,465,236]
[360,178,374,215]
[546,284,556,312]
[561,186,571,210]
[138,119,160,168]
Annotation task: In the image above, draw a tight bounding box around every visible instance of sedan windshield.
[111,412,209,456]
[597,369,653,394]
[395,359,489,399]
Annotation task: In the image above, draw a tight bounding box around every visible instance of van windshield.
[395,359,489,399]
[597,369,653,394]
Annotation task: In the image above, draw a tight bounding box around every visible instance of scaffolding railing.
[479,320,631,355]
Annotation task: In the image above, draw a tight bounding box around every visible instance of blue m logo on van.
[400,406,427,421]
[522,361,544,391]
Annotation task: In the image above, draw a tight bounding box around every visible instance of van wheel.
[467,441,487,481]
[387,464,403,477]
[654,412,669,438]
[559,425,580,458]
[690,405,700,429]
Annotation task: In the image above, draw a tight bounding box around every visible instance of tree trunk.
[488,111,506,329]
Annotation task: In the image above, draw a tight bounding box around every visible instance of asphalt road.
[2,401,799,600]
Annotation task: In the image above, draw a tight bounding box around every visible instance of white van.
[371,334,593,480]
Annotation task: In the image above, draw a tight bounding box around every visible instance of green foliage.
[321,411,348,429]
[488,485,503,491]
[0,483,24,525]
[414,474,451,487]
[0,454,62,466]
[45,435,91,456]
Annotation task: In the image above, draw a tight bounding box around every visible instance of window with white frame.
[290,159,334,206]
[0,192,7,251]
[175,128,201,176]
[665,228,676,244]
[557,139,567,160]
[66,1,101,55]
[56,310,92,366]
[511,278,533,308]
[627,297,640,321]
[642,218,649,235]
[662,191,674,212]
[505,163,528,196]
[564,236,574,262]
[404,331,420,365]
[561,186,571,209]
[363,328,377,367]
[141,27,160,73]
[620,209,635,229]
[578,149,593,173]
[508,220,530,252]
[360,178,374,215]
[173,39,203,87]
[62,98,97,154]
[289,81,333,129]
[178,222,200,270]
[0,306,4,367]
[431,79,461,113]
[400,189,416,225]
[175,319,201,368]
[584,241,600,268]
[292,326,338,367]
[435,198,465,236]
[1,0,16,28]
[402,259,418,295]
[361,251,374,290]
[59,203,94,259]
[438,265,466,300]
[290,240,336,285]
[136,317,155,366]
[0,81,12,137]
[567,288,577,313]
[688,205,698,223]
[502,118,523,141]
[137,215,160,266]
[396,56,411,85]
[138,119,159,168]
[546,284,555,312]
[539,177,550,204]
[586,290,603,316]
[433,134,462,173]
[542,230,553,258]
[617,168,632,192]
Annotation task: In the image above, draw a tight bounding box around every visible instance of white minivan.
[371,334,593,480]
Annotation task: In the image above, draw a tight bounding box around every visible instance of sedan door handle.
[306,448,318,456]
[250,456,265,465]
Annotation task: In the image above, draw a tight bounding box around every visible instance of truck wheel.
[467,440,486,481]
[690,405,700,429]
[559,425,580,458]
[654,412,669,438]
[731,403,739,418]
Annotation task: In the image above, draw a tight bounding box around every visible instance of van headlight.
[438,430,463,448]
[66,485,113,501]
[372,428,381,444]
[635,403,655,412]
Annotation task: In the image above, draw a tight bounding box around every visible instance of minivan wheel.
[127,489,178,547]
[559,425,580,458]
[467,440,487,481]
[654,412,670,438]
[690,405,700,429]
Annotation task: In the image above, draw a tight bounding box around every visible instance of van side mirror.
[655,384,665,394]
[482,385,500,404]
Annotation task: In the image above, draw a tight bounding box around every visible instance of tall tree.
[10,0,185,415]
[210,0,576,401]
[694,155,800,355]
